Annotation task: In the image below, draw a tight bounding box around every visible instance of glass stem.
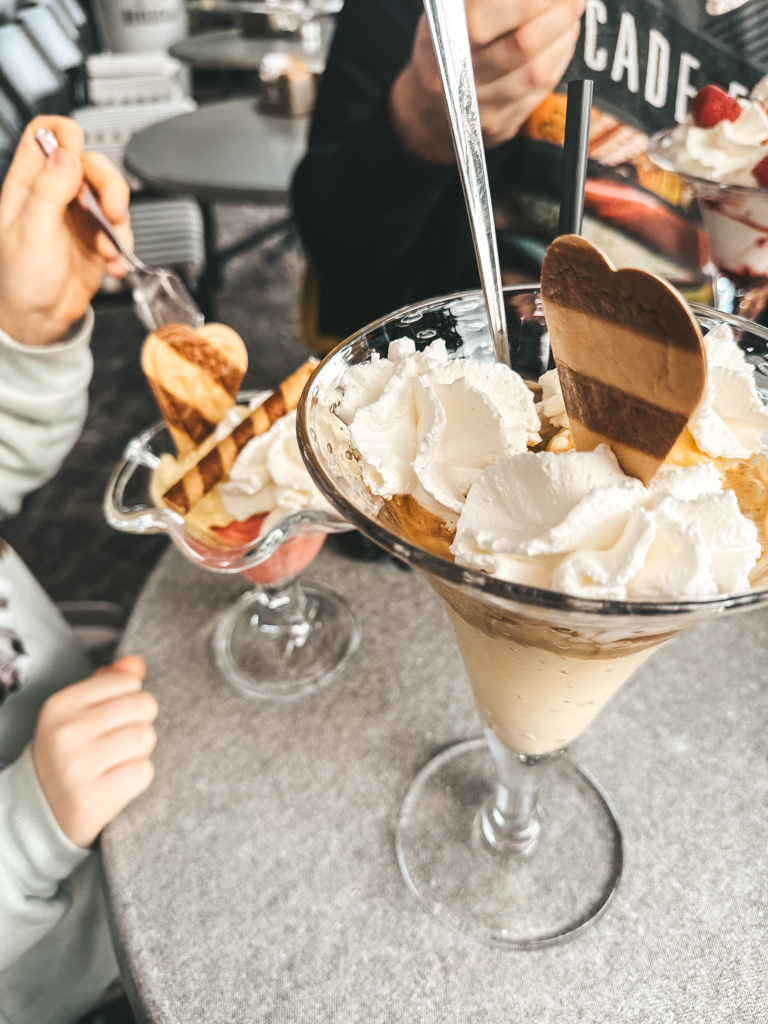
[249,578,311,639]
[479,728,563,856]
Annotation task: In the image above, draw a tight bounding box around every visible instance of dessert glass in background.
[105,392,360,702]
[647,80,768,321]
[298,286,768,947]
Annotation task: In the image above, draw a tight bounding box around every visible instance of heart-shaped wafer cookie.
[142,322,248,455]
[540,236,706,484]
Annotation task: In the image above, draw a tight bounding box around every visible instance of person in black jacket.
[293,0,768,344]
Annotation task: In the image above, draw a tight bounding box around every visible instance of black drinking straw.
[558,79,594,237]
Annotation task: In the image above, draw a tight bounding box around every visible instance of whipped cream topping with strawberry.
[666,77,768,188]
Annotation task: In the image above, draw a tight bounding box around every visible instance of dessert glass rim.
[646,127,768,197]
[297,283,768,619]
[104,388,350,575]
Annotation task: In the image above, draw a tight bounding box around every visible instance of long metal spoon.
[422,0,510,366]
[35,128,204,332]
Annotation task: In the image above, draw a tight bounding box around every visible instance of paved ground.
[0,204,309,613]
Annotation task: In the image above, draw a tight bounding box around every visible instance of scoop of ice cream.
[665,90,768,186]
[219,410,331,533]
[539,324,768,461]
[337,338,541,520]
[452,446,760,600]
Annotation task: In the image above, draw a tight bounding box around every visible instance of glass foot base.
[396,738,622,948]
[211,581,361,701]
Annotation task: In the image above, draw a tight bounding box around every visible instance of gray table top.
[170,26,331,69]
[123,97,308,204]
[102,543,768,1024]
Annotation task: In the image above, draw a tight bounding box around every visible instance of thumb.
[103,656,147,680]
[23,147,83,229]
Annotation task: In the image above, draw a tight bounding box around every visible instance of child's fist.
[32,656,158,848]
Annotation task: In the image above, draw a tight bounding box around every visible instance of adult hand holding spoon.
[392,0,584,165]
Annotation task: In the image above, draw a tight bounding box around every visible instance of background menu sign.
[565,0,765,132]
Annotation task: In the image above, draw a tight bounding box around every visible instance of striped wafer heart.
[540,236,707,485]
[163,359,318,515]
[142,322,248,455]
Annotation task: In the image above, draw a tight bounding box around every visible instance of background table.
[123,97,308,205]
[102,544,768,1023]
[170,26,333,70]
[123,96,309,318]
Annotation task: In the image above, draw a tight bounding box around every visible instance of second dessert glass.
[648,129,768,321]
[297,286,768,947]
[105,393,360,702]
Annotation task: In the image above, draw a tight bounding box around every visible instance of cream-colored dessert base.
[444,606,659,755]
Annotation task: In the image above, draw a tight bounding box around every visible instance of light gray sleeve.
[0,746,89,972]
[0,309,94,519]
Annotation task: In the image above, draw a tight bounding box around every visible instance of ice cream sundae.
[141,322,330,583]
[327,238,768,754]
[648,75,768,318]
[298,247,768,946]
[104,320,359,700]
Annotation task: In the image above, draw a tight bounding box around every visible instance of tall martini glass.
[648,129,768,322]
[297,285,768,947]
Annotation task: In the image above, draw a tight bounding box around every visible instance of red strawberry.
[753,154,768,189]
[212,513,265,547]
[691,85,742,128]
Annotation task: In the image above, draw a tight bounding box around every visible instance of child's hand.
[0,115,132,347]
[31,656,158,848]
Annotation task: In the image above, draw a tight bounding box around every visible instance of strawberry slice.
[212,513,265,547]
[691,85,741,129]
[211,511,325,584]
[753,154,768,189]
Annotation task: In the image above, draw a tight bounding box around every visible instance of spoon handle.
[423,0,510,367]
[34,128,141,272]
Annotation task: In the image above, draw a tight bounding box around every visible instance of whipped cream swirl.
[452,446,760,600]
[336,338,540,521]
[219,410,331,533]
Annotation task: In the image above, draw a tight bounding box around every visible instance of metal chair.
[17,6,86,106]
[0,22,68,117]
[31,0,80,39]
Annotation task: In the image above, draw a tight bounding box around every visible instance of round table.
[102,544,768,1023]
[170,26,332,70]
[123,97,308,205]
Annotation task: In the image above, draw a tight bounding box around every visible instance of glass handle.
[102,453,178,535]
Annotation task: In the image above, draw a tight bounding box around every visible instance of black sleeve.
[292,0,483,339]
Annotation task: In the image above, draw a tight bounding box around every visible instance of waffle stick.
[163,360,317,515]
